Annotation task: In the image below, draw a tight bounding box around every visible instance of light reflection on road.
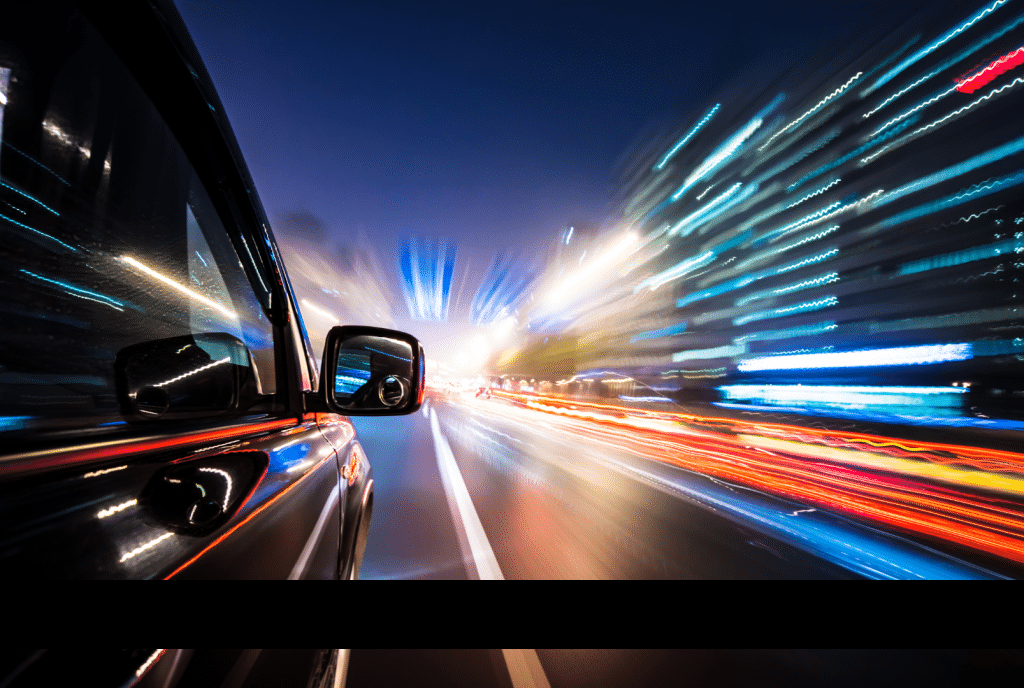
[460,390,1024,573]
[357,390,1020,578]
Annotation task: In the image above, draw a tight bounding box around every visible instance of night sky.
[172,0,938,356]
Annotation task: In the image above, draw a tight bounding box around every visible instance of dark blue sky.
[174,0,934,258]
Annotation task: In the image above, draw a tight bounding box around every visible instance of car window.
[0,1,277,441]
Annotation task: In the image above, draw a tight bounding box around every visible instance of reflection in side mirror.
[320,326,424,415]
[115,332,261,421]
[335,351,373,399]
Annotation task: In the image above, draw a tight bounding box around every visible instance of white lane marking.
[501,649,551,688]
[430,407,504,580]
[334,650,350,688]
[288,482,341,580]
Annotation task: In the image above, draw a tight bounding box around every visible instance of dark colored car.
[7,649,1024,688]
[1,650,348,688]
[0,0,424,578]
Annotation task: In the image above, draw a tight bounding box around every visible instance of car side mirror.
[317,326,425,415]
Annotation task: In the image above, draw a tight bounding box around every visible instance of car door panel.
[0,416,343,579]
[313,412,372,575]
[168,418,344,579]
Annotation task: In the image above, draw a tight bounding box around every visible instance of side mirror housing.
[317,326,425,415]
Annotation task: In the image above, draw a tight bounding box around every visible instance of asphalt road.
[343,650,1024,688]
[351,393,1008,579]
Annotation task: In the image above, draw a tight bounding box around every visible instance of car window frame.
[75,0,311,414]
[0,1,317,470]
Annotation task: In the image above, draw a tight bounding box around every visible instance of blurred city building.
[511,0,1024,429]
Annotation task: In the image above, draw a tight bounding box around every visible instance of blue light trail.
[867,0,1011,93]
[654,104,720,171]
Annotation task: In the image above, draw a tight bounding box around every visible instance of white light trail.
[909,76,1024,138]
[868,0,1010,93]
[868,84,959,139]
[864,70,941,119]
[136,650,165,678]
[121,255,237,319]
[153,357,230,388]
[636,250,715,291]
[83,465,127,479]
[668,183,742,237]
[738,343,972,371]
[97,499,138,519]
[672,118,762,200]
[774,247,839,275]
[784,178,841,211]
[759,72,862,152]
[198,467,233,508]
[119,531,174,563]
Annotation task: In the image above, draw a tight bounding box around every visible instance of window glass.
[0,1,276,440]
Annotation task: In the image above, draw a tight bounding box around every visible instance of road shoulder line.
[430,407,504,580]
[501,649,551,688]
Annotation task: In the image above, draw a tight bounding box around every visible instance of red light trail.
[464,390,1024,567]
[956,45,1024,93]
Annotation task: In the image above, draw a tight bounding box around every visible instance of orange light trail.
[470,390,1024,566]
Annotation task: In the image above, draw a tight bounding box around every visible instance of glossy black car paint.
[0,0,389,579]
[1,650,343,688]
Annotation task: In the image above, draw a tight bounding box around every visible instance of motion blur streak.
[402,0,1024,575]
[957,45,1024,92]
[483,391,1024,565]
[1,418,297,475]
[865,10,1024,114]
[868,84,958,138]
[654,104,720,170]
[672,117,763,199]
[918,77,1024,133]
[758,72,862,152]
[120,255,238,320]
[399,237,455,322]
[737,343,972,370]
[868,0,1010,93]
[784,177,842,210]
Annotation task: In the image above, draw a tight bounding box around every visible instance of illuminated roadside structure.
[574,0,1024,427]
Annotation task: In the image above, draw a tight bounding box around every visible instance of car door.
[0,0,352,579]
